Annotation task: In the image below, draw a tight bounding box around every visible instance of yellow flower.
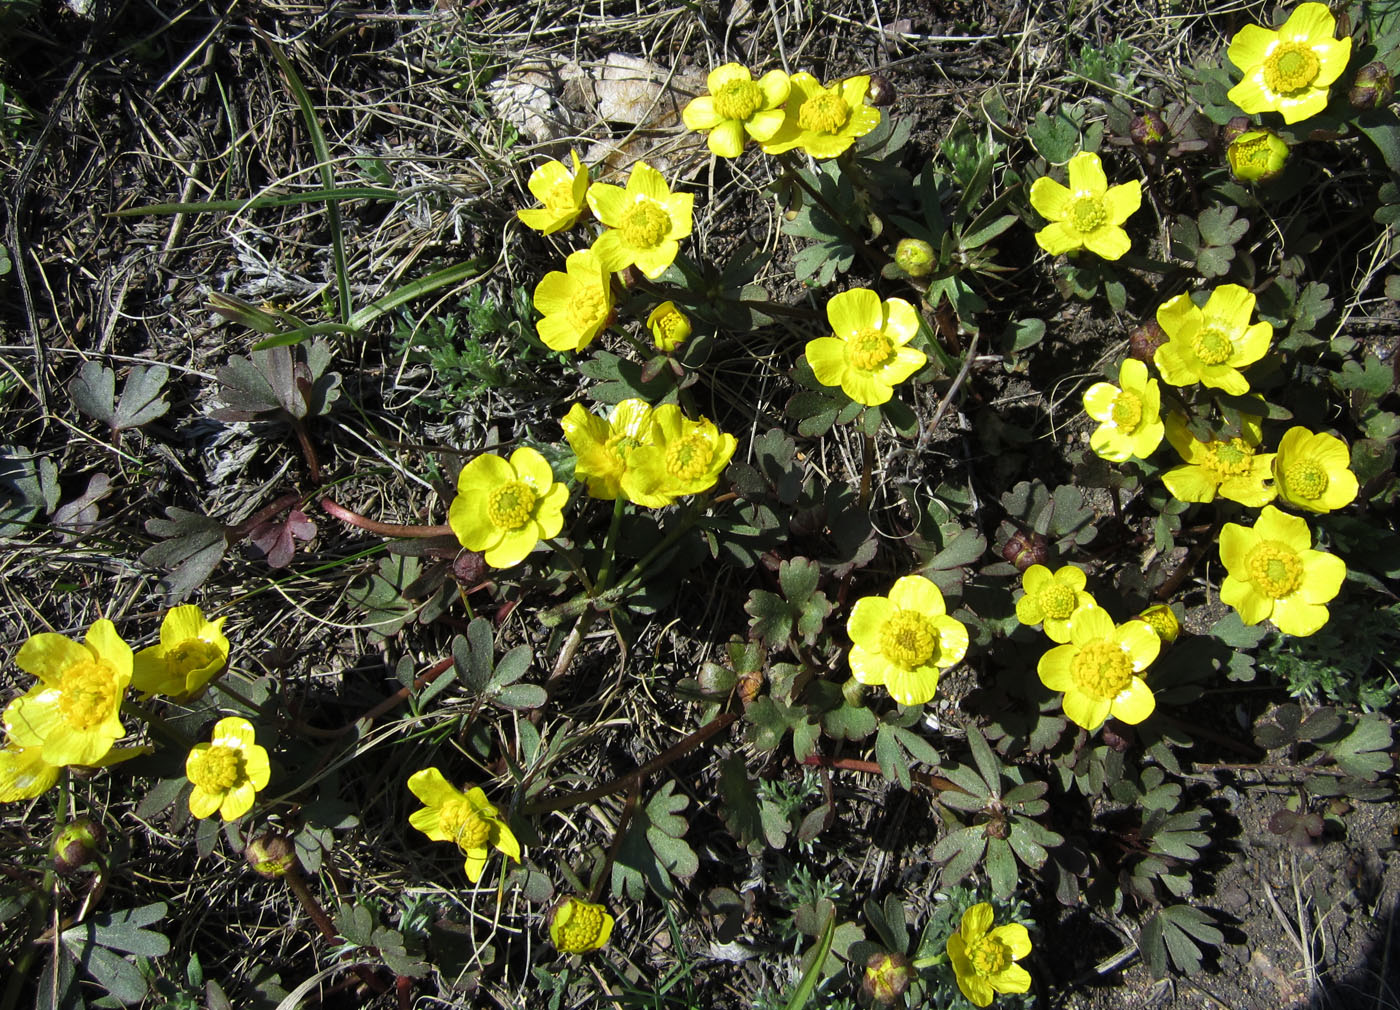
[621,405,736,508]
[1220,505,1346,636]
[806,288,926,406]
[549,896,615,953]
[407,767,520,883]
[1136,604,1180,645]
[561,399,655,501]
[517,151,589,234]
[186,716,270,821]
[647,301,691,353]
[586,162,693,279]
[846,575,968,705]
[1153,285,1272,396]
[946,903,1032,1008]
[1228,130,1289,182]
[1029,151,1141,260]
[0,742,60,801]
[760,72,882,159]
[131,605,230,700]
[1162,412,1276,506]
[682,64,790,158]
[448,447,568,568]
[5,619,131,767]
[533,248,613,353]
[1038,605,1159,731]
[1227,2,1352,125]
[1082,358,1164,462]
[1014,564,1095,644]
[1272,426,1358,513]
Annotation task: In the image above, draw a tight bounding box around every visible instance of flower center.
[657,313,685,342]
[713,79,763,121]
[1233,133,1275,172]
[847,327,894,371]
[1284,459,1329,499]
[559,902,606,949]
[1070,640,1133,700]
[189,744,243,791]
[1037,582,1079,620]
[665,434,712,481]
[1246,539,1304,598]
[966,934,1013,977]
[567,284,608,330]
[439,798,491,849]
[1207,438,1255,477]
[167,639,222,677]
[486,481,537,531]
[620,200,670,248]
[879,609,938,669]
[1192,325,1234,366]
[798,91,850,134]
[1068,194,1107,233]
[1263,42,1321,94]
[545,177,577,214]
[58,660,119,730]
[1110,390,1142,430]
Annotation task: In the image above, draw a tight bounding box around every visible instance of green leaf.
[964,724,1002,797]
[1322,713,1392,780]
[930,825,985,886]
[784,911,837,1010]
[1196,204,1248,246]
[984,835,1017,896]
[1027,107,1081,163]
[1209,610,1268,648]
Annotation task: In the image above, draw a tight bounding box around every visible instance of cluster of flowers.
[0,607,269,821]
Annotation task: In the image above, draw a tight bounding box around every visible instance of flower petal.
[887,575,944,614]
[684,96,722,131]
[1228,24,1278,71]
[1082,225,1131,261]
[408,767,460,807]
[1102,181,1141,225]
[15,634,89,684]
[706,63,751,93]
[1029,177,1070,221]
[1038,644,1075,691]
[708,119,746,158]
[1298,550,1346,605]
[848,645,889,686]
[883,666,940,705]
[1067,151,1107,194]
[1063,689,1112,731]
[585,182,627,226]
[826,288,882,337]
[882,297,919,342]
[847,595,893,649]
[1034,222,1082,255]
[1082,381,1120,422]
[1112,677,1156,723]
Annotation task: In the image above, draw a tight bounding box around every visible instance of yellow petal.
[1270,596,1331,636]
[1297,550,1346,604]
[882,297,920,342]
[1029,177,1070,221]
[847,595,894,649]
[960,902,994,941]
[1037,644,1075,691]
[1082,225,1131,261]
[585,182,627,226]
[757,70,790,108]
[1281,2,1336,43]
[826,288,882,337]
[708,119,746,158]
[1066,151,1107,194]
[1056,565,1087,592]
[990,923,1032,959]
[16,634,89,684]
[1228,23,1278,71]
[887,575,944,615]
[848,645,889,686]
[408,767,461,807]
[706,63,751,94]
[805,338,847,389]
[627,162,668,201]
[1082,382,1120,423]
[1034,222,1082,255]
[1102,180,1141,225]
[1063,689,1112,731]
[883,666,940,705]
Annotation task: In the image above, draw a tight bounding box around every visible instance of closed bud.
[1350,61,1394,110]
[1129,111,1169,147]
[1002,530,1048,572]
[1137,604,1180,645]
[52,818,105,874]
[866,74,896,107]
[1128,320,1167,361]
[245,833,298,878]
[894,237,936,278]
[647,301,692,353]
[1227,129,1288,183]
[863,951,913,1004]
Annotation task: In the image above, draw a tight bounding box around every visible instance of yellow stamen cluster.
[878,610,937,669]
[1070,640,1133,700]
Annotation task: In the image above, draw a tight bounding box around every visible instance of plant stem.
[319,497,452,538]
[858,425,875,510]
[283,861,388,994]
[799,753,969,796]
[593,496,627,596]
[121,699,196,750]
[777,157,890,271]
[2,773,67,1010]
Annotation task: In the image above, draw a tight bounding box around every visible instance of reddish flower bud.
[1130,111,1169,147]
[1002,530,1048,572]
[52,818,106,874]
[245,833,299,879]
[1350,61,1394,110]
[1128,320,1167,362]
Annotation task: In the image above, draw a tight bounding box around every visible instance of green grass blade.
[345,260,488,330]
[783,911,836,1010]
[111,187,400,217]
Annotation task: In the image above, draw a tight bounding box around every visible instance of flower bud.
[1128,320,1167,362]
[1221,115,1252,148]
[647,301,692,353]
[863,951,913,1004]
[548,896,615,953]
[1227,129,1288,183]
[1350,61,1394,110]
[866,74,896,107]
[1129,111,1169,147]
[1137,604,1180,644]
[894,238,936,278]
[52,818,105,874]
[245,833,299,879]
[1001,530,1048,572]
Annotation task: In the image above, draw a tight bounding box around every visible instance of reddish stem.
[800,753,968,795]
[319,497,452,538]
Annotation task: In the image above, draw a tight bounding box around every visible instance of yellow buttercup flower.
[946,903,1032,1008]
[1014,564,1095,644]
[1162,412,1276,507]
[186,716,270,821]
[1136,604,1180,645]
[683,64,790,158]
[1272,426,1358,513]
[806,288,926,406]
[5,619,131,767]
[1228,130,1289,182]
[1082,358,1164,462]
[517,151,589,234]
[647,301,691,353]
[847,575,968,705]
[621,404,736,508]
[131,605,229,700]
[0,743,60,801]
[1038,605,1158,731]
[1153,285,1272,396]
[561,399,655,501]
[549,896,615,953]
[1029,151,1141,260]
[449,447,568,568]
[586,162,693,279]
[533,248,613,353]
[1227,2,1352,125]
[1220,505,1346,636]
[760,72,882,159]
[407,767,520,883]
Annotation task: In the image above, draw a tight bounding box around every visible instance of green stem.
[605,494,712,599]
[2,772,67,1010]
[593,496,627,596]
[858,424,875,510]
[121,699,196,751]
